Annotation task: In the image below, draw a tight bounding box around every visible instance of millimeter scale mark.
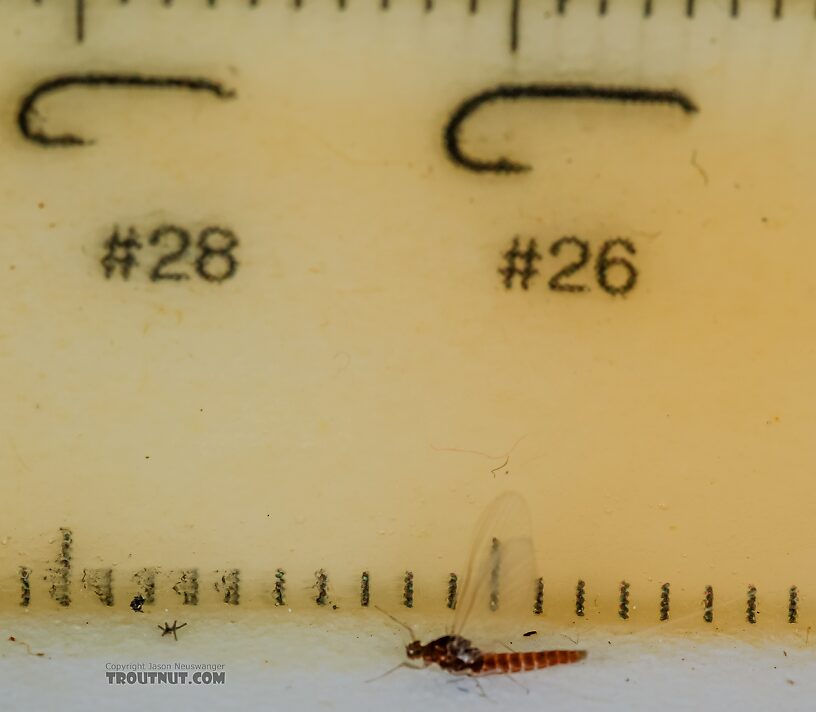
[37,0,805,49]
[9,541,807,624]
[75,0,85,43]
[510,0,521,53]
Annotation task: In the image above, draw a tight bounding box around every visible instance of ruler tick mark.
[315,569,329,606]
[83,568,114,606]
[789,585,799,623]
[618,581,630,620]
[703,585,714,623]
[274,568,286,606]
[509,0,520,53]
[533,577,544,615]
[49,528,72,607]
[746,585,757,624]
[447,573,458,609]
[19,566,31,608]
[75,0,85,43]
[216,569,240,605]
[488,537,501,611]
[576,579,586,617]
[361,571,370,607]
[403,571,414,608]
[133,568,156,605]
[660,582,670,621]
[173,569,199,605]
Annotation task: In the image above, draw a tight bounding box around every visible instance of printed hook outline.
[18,73,237,147]
[444,83,699,174]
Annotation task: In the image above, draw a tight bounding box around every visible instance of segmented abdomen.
[472,649,587,675]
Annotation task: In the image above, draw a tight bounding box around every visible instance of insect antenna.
[374,604,418,641]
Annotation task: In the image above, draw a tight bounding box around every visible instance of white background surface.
[2,612,814,711]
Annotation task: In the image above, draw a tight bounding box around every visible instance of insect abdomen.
[474,650,587,675]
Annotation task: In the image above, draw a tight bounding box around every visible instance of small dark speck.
[761,217,768,223]
[787,679,795,685]
[9,265,15,271]
[144,456,150,460]
[783,651,788,656]
[625,677,630,682]
[332,604,338,610]
[523,630,537,637]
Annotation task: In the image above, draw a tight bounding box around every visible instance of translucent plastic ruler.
[0,1,814,638]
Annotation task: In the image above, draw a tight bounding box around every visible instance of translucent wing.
[451,491,538,638]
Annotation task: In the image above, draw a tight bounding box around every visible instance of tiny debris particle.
[8,635,45,657]
[158,621,187,641]
[787,679,795,686]
[523,630,537,637]
[130,594,145,613]
[691,150,709,185]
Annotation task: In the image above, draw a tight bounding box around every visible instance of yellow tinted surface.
[0,1,813,633]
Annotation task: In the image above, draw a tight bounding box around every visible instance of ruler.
[0,1,815,640]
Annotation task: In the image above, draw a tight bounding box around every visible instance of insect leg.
[365,661,423,683]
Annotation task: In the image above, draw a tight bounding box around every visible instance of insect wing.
[451,492,538,637]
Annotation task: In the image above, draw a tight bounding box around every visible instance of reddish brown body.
[472,649,587,675]
[407,634,586,676]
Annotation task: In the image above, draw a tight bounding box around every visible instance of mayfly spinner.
[379,492,587,677]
